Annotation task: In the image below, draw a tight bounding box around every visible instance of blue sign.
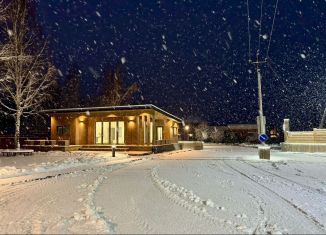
[259,134,269,142]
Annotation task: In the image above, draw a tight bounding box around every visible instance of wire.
[266,0,279,59]
[267,61,280,80]
[246,0,252,62]
[257,0,264,57]
[267,60,288,91]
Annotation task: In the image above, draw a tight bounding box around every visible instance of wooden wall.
[50,108,180,145]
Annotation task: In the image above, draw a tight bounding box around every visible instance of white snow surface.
[1,145,326,234]
[0,151,127,179]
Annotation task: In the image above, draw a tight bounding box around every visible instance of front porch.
[24,139,182,153]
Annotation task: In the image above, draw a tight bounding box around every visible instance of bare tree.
[97,64,138,106]
[0,0,9,22]
[194,122,209,141]
[0,0,56,148]
[60,64,82,108]
[209,126,225,143]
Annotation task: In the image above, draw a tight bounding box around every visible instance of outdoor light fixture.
[128,116,135,121]
[78,116,86,123]
[185,125,190,131]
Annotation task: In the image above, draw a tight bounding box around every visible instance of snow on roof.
[42,104,182,123]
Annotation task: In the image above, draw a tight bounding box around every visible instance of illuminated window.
[157,127,163,140]
[95,122,103,144]
[95,121,125,144]
[150,121,153,143]
[117,121,124,144]
[172,127,178,136]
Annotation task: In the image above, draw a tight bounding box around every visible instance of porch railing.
[153,139,178,145]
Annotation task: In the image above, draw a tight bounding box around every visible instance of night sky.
[36,0,326,131]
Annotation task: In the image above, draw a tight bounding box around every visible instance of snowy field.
[0,151,129,181]
[1,145,326,234]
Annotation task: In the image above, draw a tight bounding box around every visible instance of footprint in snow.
[236,213,247,219]
[202,199,215,208]
[236,224,247,230]
[77,184,87,189]
[317,188,326,193]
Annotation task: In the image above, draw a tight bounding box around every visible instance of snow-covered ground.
[1,145,326,234]
[0,151,128,180]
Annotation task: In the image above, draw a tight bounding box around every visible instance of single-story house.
[44,104,182,151]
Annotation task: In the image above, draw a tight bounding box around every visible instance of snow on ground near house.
[0,151,128,179]
[1,145,326,234]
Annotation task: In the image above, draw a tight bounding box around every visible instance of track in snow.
[222,160,326,232]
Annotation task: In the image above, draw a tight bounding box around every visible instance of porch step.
[79,146,129,151]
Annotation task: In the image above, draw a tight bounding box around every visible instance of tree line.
[58,63,138,109]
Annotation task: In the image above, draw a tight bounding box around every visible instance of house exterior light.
[78,116,86,123]
[128,116,135,121]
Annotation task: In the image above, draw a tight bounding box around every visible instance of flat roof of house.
[42,104,182,123]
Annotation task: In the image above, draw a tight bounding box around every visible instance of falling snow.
[0,0,324,139]
[120,57,126,64]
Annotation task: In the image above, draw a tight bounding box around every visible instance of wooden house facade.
[45,105,181,147]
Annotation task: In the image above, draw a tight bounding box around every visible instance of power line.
[246,0,252,62]
[266,0,279,59]
[257,0,264,57]
[266,59,288,91]
[267,60,281,79]
[245,0,281,137]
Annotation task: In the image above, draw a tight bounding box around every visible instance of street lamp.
[184,125,190,140]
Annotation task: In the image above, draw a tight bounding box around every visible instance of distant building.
[226,124,258,143]
[182,121,258,143]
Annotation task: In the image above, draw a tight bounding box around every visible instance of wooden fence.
[286,129,326,144]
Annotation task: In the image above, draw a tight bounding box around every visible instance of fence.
[153,139,178,145]
[0,135,46,149]
[286,129,326,144]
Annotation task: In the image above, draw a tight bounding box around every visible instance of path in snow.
[94,146,326,234]
[0,157,146,234]
[1,145,326,234]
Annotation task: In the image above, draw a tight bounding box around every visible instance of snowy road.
[1,145,326,234]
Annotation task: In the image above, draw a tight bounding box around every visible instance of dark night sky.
[36,0,326,131]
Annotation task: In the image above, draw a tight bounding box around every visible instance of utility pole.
[252,51,267,136]
[251,51,271,159]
